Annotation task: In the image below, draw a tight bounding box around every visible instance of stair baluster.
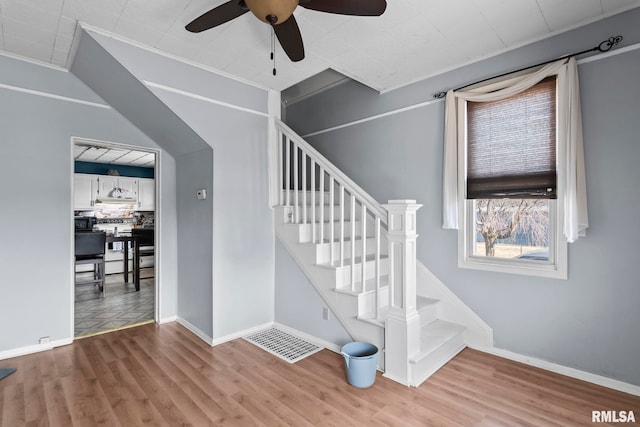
[339,185,345,267]
[293,141,299,223]
[302,153,307,224]
[329,177,335,265]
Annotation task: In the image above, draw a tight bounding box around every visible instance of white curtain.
[442,57,588,242]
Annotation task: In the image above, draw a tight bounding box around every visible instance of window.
[458,76,567,279]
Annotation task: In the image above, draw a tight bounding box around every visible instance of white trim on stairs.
[473,345,640,397]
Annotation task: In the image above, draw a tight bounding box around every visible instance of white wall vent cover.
[243,328,322,363]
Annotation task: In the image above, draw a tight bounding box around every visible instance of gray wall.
[86,32,275,340]
[0,54,178,352]
[176,149,214,337]
[283,9,640,386]
[274,241,352,346]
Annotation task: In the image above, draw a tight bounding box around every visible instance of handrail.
[274,118,388,224]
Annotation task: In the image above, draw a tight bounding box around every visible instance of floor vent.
[243,328,322,363]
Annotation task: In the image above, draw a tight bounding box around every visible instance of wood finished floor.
[1,322,638,426]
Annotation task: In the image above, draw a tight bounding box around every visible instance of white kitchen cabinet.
[73,174,98,209]
[96,175,117,200]
[117,177,139,199]
[95,176,138,200]
[74,174,152,208]
[137,178,155,211]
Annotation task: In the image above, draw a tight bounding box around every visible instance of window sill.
[459,256,567,280]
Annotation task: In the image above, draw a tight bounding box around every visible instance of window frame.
[456,76,568,279]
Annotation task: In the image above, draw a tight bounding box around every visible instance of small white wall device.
[196,189,207,200]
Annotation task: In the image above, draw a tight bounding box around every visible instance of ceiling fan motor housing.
[245,0,298,25]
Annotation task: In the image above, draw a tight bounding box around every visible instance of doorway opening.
[71,138,159,339]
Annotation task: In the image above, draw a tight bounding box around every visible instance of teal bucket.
[341,342,379,388]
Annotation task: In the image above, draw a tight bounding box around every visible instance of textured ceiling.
[1,0,639,92]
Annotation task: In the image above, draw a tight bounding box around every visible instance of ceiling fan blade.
[185,1,249,33]
[273,16,305,62]
[299,0,386,16]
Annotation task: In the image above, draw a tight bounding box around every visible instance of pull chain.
[271,28,276,76]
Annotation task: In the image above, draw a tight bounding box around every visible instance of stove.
[95,218,135,233]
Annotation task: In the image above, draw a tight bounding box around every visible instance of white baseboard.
[0,337,73,361]
[176,317,214,346]
[273,322,342,354]
[159,315,177,324]
[473,345,640,397]
[211,322,275,347]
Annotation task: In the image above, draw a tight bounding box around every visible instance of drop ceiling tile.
[536,0,603,31]
[12,0,64,14]
[306,33,354,59]
[62,0,127,31]
[328,19,381,48]
[2,18,55,55]
[113,17,166,47]
[119,0,189,33]
[1,1,60,34]
[601,0,640,13]
[296,7,351,32]
[155,32,207,59]
[478,0,547,32]
[425,0,485,24]
[490,14,550,46]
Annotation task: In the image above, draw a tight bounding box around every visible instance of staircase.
[272,118,492,387]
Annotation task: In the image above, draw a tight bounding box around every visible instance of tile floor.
[74,270,154,337]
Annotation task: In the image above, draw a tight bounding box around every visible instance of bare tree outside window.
[474,199,549,258]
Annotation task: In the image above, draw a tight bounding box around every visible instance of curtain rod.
[433,35,623,99]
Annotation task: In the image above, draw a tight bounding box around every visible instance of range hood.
[95,187,137,205]
[95,197,137,205]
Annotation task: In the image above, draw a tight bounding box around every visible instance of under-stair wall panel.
[275,241,353,347]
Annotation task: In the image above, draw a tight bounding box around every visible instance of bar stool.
[75,232,107,296]
[131,228,154,279]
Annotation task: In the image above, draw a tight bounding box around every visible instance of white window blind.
[466,77,557,199]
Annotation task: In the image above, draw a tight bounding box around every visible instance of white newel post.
[383,199,422,386]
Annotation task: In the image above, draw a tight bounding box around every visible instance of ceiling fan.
[185,0,387,62]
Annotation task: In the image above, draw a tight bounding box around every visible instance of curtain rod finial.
[434,91,446,99]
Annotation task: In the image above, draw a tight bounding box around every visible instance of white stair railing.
[275,119,429,385]
[275,118,388,317]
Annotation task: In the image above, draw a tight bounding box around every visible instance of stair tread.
[317,253,388,269]
[409,320,465,363]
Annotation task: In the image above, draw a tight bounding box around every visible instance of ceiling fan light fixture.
[245,0,298,25]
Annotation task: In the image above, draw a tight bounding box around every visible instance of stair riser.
[335,258,389,289]
[358,286,389,318]
[315,237,387,265]
[408,335,465,387]
[419,303,439,327]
